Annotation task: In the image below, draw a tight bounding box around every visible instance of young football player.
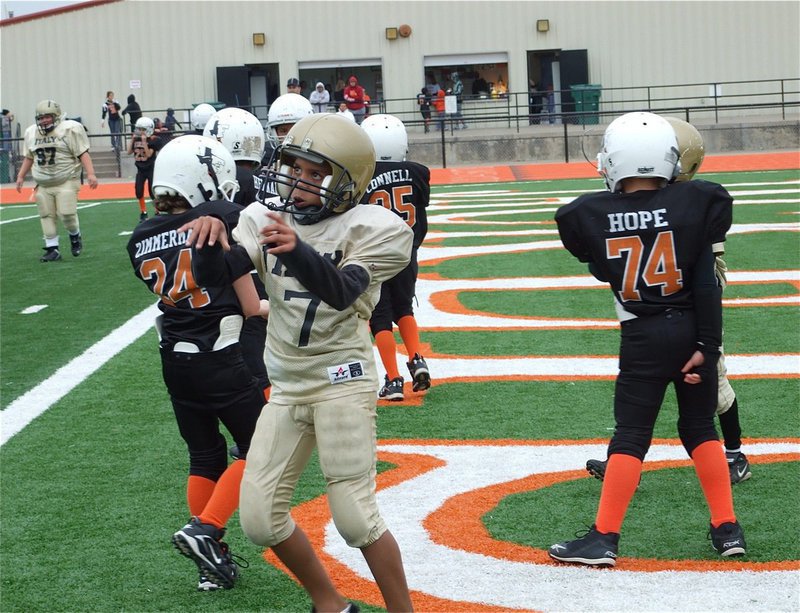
[16,99,97,261]
[585,117,752,486]
[181,113,414,612]
[203,107,271,397]
[190,103,217,135]
[550,112,744,567]
[127,116,166,222]
[360,114,432,401]
[127,135,267,591]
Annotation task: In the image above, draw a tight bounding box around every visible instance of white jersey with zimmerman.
[22,120,90,187]
[233,199,413,403]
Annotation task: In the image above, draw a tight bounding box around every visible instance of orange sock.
[691,440,736,527]
[397,315,421,358]
[197,459,246,530]
[187,475,217,517]
[138,197,146,213]
[263,386,271,402]
[375,330,400,379]
[594,453,643,534]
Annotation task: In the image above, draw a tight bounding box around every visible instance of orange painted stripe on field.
[424,452,800,573]
[263,452,527,612]
[260,440,799,610]
[2,151,796,206]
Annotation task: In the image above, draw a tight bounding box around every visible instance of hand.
[258,299,270,320]
[101,121,105,128]
[681,349,719,384]
[179,215,230,250]
[87,174,98,189]
[260,212,297,254]
[15,176,24,192]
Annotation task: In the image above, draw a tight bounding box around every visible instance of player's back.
[555,180,732,316]
[127,200,244,350]
[361,160,430,247]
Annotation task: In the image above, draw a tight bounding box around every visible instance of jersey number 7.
[606,230,683,301]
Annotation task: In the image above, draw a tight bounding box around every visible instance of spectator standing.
[2,109,15,141]
[450,72,467,129]
[165,107,183,133]
[309,82,330,113]
[286,77,302,95]
[343,75,367,124]
[121,94,142,132]
[432,88,446,131]
[16,99,97,262]
[333,78,346,103]
[528,79,543,125]
[417,87,432,133]
[101,90,123,150]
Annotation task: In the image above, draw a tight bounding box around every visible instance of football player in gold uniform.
[16,100,98,262]
[183,114,414,612]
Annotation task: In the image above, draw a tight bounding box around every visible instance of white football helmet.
[597,112,680,192]
[191,103,218,131]
[266,114,375,225]
[266,93,313,146]
[135,116,155,137]
[361,114,408,162]
[35,99,62,135]
[152,135,239,206]
[664,116,705,182]
[203,107,265,164]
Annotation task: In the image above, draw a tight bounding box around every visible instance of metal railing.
[2,77,798,182]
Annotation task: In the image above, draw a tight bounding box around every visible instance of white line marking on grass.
[0,202,107,224]
[20,305,48,314]
[0,303,160,447]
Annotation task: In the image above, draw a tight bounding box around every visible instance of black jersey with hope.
[127,200,244,351]
[555,180,732,317]
[360,160,430,248]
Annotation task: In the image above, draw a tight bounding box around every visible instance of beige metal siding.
[1,0,797,134]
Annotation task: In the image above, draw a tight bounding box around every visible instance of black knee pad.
[188,435,228,481]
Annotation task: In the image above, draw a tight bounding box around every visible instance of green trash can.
[570,84,602,125]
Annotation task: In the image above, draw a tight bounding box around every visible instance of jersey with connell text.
[360,160,430,248]
[127,200,244,351]
[233,200,412,403]
[554,180,732,317]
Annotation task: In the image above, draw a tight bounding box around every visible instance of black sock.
[717,397,742,451]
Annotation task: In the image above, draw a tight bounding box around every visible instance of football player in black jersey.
[361,114,432,401]
[549,112,745,567]
[203,107,271,398]
[127,135,267,591]
[585,117,752,486]
[127,116,166,222]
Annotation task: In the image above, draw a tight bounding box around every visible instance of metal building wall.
[1,0,797,134]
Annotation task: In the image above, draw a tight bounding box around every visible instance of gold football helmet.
[664,116,705,182]
[265,113,376,224]
[35,99,62,135]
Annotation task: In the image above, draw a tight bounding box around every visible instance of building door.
[216,66,251,109]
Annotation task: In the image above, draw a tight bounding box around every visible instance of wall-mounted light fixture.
[252,32,266,46]
[536,19,550,33]
[385,27,398,40]
[398,24,412,37]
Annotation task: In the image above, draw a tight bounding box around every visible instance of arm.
[78,152,98,188]
[15,157,33,192]
[260,211,370,310]
[681,244,722,384]
[233,273,266,318]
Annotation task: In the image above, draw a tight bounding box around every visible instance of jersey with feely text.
[554,180,732,316]
[233,200,412,403]
[23,120,89,187]
[360,160,430,248]
[127,200,244,351]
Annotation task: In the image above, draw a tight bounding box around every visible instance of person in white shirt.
[309,82,330,113]
[335,101,355,122]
